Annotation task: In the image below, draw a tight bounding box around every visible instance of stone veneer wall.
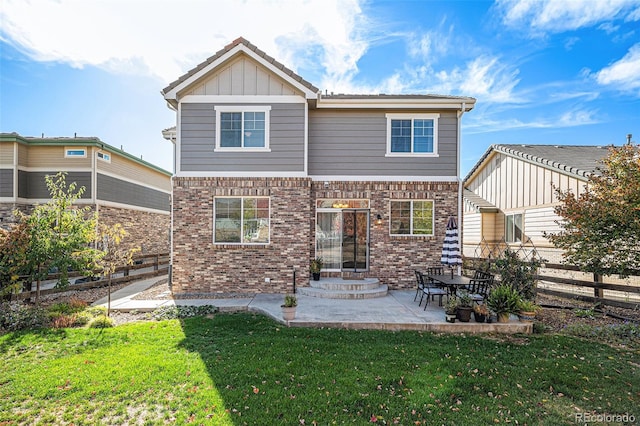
[312,181,459,290]
[171,177,312,296]
[97,205,170,255]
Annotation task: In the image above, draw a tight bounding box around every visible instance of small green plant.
[310,257,324,274]
[517,299,540,312]
[283,294,297,308]
[574,308,596,318]
[444,296,458,314]
[88,315,115,328]
[457,290,472,307]
[486,284,520,316]
[150,305,218,321]
[85,306,107,317]
[73,311,94,326]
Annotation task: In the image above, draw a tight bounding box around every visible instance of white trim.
[212,195,271,245]
[0,197,16,202]
[385,113,439,156]
[96,199,170,216]
[64,147,87,158]
[164,44,318,100]
[176,171,307,178]
[96,170,172,194]
[15,197,93,205]
[389,199,435,236]
[214,105,271,151]
[317,98,475,109]
[304,101,309,175]
[311,175,458,182]
[180,95,305,104]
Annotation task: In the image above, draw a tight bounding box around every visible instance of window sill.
[213,243,271,249]
[385,153,439,158]
[214,148,271,153]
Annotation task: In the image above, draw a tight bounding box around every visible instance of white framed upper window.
[65,148,87,158]
[385,113,439,157]
[389,200,434,236]
[97,151,111,162]
[214,197,270,244]
[214,105,271,152]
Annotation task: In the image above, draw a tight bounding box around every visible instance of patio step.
[298,278,388,299]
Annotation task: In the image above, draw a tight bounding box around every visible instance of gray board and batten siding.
[180,102,305,172]
[308,110,459,177]
[97,174,170,212]
[0,169,12,197]
[17,171,92,199]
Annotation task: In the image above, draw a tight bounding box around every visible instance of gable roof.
[463,188,498,213]
[463,144,612,184]
[162,37,320,102]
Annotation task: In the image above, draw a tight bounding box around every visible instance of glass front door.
[341,209,370,272]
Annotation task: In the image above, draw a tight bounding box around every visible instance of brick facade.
[171,177,459,295]
[97,206,170,255]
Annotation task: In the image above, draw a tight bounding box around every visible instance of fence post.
[155,254,159,271]
[593,273,603,299]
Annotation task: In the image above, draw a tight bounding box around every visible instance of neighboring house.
[161,37,475,295]
[0,133,172,254]
[462,144,611,262]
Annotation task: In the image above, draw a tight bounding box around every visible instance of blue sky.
[1,0,638,176]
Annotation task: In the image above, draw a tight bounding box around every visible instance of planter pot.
[497,312,511,323]
[473,312,486,323]
[445,313,457,323]
[456,306,473,323]
[282,306,296,321]
[518,311,536,322]
[312,272,320,281]
[486,313,497,324]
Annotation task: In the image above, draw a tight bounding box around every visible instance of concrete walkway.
[92,275,532,334]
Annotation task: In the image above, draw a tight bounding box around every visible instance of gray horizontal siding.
[308,110,458,177]
[18,171,92,199]
[0,169,13,197]
[97,173,169,212]
[180,102,305,172]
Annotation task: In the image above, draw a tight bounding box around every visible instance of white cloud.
[495,0,640,35]
[0,0,367,85]
[594,43,640,94]
[465,107,599,134]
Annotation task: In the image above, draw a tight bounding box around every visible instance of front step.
[298,277,388,299]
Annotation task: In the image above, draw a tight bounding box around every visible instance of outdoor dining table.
[425,274,472,295]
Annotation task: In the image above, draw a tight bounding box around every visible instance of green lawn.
[1,313,638,425]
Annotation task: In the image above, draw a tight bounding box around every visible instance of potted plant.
[486,284,520,323]
[456,291,473,322]
[473,304,489,323]
[281,294,297,321]
[444,297,458,323]
[517,299,540,322]
[310,257,323,281]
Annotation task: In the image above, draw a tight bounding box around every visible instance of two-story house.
[0,132,172,254]
[161,37,475,296]
[462,144,610,262]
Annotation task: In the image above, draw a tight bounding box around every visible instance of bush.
[85,306,107,317]
[51,315,77,329]
[492,248,542,300]
[88,315,115,328]
[0,301,49,332]
[73,311,94,326]
[150,305,218,321]
[486,284,520,316]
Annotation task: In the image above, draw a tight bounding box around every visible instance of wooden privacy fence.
[465,257,640,310]
[10,252,170,301]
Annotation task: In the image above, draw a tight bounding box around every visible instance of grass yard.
[1,313,638,425]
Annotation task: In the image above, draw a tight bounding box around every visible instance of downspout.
[457,103,466,274]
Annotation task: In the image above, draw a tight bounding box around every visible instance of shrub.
[492,248,542,300]
[486,284,520,316]
[88,315,115,328]
[73,311,94,326]
[85,306,107,317]
[51,315,77,329]
[0,301,49,332]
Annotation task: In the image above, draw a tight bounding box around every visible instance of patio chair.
[419,272,448,309]
[467,274,493,304]
[414,270,426,304]
[426,266,444,275]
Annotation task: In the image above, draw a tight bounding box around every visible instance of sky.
[1,0,639,177]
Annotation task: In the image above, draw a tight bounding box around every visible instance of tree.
[97,223,139,316]
[17,172,101,301]
[0,221,31,297]
[546,142,640,276]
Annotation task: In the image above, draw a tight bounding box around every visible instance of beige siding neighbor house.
[161,37,476,296]
[0,133,172,254]
[462,144,611,262]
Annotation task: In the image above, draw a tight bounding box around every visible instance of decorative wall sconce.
[376,214,383,225]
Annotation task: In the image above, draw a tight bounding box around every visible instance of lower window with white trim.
[390,200,434,235]
[214,197,270,244]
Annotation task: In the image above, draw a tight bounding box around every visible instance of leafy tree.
[97,223,140,316]
[17,172,101,301]
[546,142,640,276]
[0,221,31,297]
